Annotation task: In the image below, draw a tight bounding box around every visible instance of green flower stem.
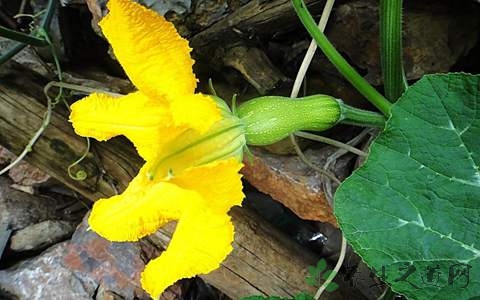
[0,26,48,46]
[0,43,26,65]
[40,0,57,29]
[237,94,385,146]
[339,103,386,128]
[380,0,407,101]
[291,0,392,116]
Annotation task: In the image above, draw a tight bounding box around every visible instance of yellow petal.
[130,125,188,162]
[141,208,235,298]
[69,92,169,141]
[69,92,188,160]
[169,93,221,133]
[100,0,196,99]
[88,166,202,241]
[170,158,244,213]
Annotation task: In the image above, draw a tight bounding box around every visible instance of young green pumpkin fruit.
[237,95,342,146]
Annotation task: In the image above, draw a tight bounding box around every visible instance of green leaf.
[321,270,340,292]
[321,270,337,281]
[335,73,480,299]
[307,265,318,277]
[305,275,318,287]
[316,258,327,272]
[294,293,315,300]
[324,282,339,292]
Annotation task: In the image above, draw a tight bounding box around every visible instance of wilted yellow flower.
[69,0,246,298]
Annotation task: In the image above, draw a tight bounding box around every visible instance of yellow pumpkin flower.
[68,0,246,298]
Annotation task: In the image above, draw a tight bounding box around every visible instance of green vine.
[380,0,407,101]
[291,0,392,116]
[0,0,57,65]
[0,13,99,181]
[0,28,61,176]
[68,137,90,181]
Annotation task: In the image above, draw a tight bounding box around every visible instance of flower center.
[147,116,246,181]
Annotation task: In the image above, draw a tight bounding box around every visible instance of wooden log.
[80,0,325,94]
[0,61,140,200]
[187,0,326,94]
[222,45,288,94]
[151,207,334,298]
[0,61,357,299]
[190,0,326,53]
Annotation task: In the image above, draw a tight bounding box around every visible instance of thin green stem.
[39,29,64,104]
[291,0,392,115]
[289,135,341,185]
[294,131,367,157]
[380,0,407,101]
[0,0,56,65]
[290,0,336,98]
[39,0,57,30]
[0,43,26,65]
[314,236,347,299]
[68,137,90,181]
[0,20,62,176]
[0,79,55,176]
[339,103,386,128]
[46,81,123,97]
[0,26,48,46]
[377,287,396,300]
